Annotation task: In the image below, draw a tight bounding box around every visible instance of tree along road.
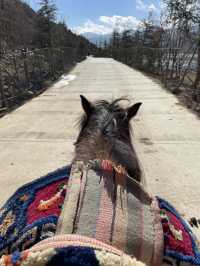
[0,57,200,219]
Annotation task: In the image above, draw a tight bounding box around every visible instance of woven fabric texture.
[0,166,70,256]
[0,161,200,266]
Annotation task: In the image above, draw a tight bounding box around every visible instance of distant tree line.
[0,0,96,114]
[0,0,95,54]
[97,0,200,110]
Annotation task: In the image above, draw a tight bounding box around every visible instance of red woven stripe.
[112,173,128,250]
[95,175,114,244]
[101,160,113,172]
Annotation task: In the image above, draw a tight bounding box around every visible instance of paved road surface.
[1,57,200,218]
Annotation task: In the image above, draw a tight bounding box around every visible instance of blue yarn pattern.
[11,251,21,265]
[47,247,100,266]
[157,196,200,265]
[0,165,71,255]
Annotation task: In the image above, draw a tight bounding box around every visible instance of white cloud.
[148,3,157,12]
[136,0,146,10]
[73,15,141,35]
[136,0,159,13]
[99,15,140,31]
[74,20,112,35]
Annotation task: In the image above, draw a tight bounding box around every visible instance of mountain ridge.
[82,32,112,46]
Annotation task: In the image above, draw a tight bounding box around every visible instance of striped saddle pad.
[56,160,163,265]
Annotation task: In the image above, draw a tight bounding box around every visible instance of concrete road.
[0,57,200,219]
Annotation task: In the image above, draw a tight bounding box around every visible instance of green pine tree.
[35,0,57,48]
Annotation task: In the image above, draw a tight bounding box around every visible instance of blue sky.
[28,0,161,34]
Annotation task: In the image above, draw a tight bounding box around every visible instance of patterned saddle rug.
[0,160,200,266]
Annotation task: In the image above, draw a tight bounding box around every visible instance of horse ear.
[127,102,142,120]
[80,95,93,116]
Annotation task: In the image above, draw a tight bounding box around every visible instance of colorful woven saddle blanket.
[0,160,200,266]
[0,165,71,256]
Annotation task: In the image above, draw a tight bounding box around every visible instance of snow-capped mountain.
[82,32,111,46]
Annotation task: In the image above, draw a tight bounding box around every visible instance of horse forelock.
[77,98,130,133]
